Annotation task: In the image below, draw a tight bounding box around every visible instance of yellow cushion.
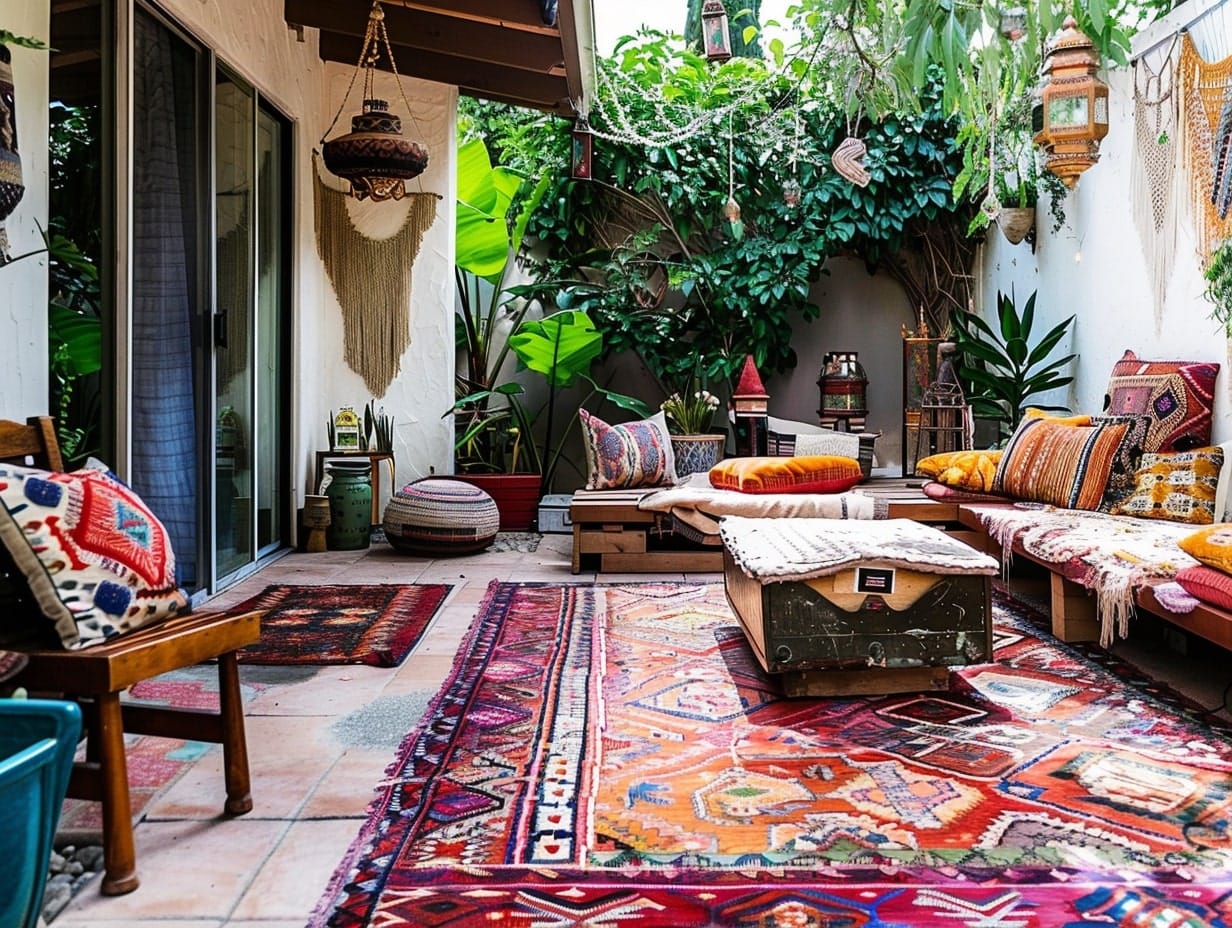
[709,455,863,495]
[1179,524,1232,574]
[915,450,1003,492]
[1024,408,1092,427]
[1109,447,1223,525]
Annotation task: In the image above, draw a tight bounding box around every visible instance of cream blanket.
[965,504,1200,647]
[637,472,884,539]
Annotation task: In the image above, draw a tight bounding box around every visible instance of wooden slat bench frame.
[956,503,1232,651]
[570,479,978,574]
[1,415,263,895]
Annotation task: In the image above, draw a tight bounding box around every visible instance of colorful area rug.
[311,582,1232,927]
[231,583,451,666]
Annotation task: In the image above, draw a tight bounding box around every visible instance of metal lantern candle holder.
[817,352,868,432]
[1032,16,1109,188]
[701,0,732,62]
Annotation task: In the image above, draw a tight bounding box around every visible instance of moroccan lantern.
[321,1,429,202]
[1033,16,1109,188]
[571,120,593,181]
[732,354,770,457]
[701,0,732,63]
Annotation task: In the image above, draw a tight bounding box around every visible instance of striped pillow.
[992,417,1130,510]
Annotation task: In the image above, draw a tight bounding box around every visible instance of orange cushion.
[709,455,863,495]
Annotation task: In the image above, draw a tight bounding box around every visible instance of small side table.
[314,450,396,527]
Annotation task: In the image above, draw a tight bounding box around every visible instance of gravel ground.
[42,842,103,923]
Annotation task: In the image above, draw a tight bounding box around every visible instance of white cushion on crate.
[382,478,500,556]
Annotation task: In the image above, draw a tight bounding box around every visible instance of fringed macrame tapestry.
[1178,33,1232,261]
[0,44,25,262]
[1131,46,1180,322]
[313,159,437,396]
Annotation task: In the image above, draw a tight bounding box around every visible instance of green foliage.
[45,228,102,467]
[0,31,50,50]
[448,308,652,493]
[1204,240,1232,336]
[362,401,393,453]
[952,290,1076,441]
[468,37,972,393]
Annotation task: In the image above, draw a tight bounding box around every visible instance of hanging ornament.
[831,136,870,187]
[723,196,742,221]
[784,101,802,207]
[320,1,429,202]
[724,113,743,239]
[783,179,802,208]
[701,0,733,63]
[571,117,593,180]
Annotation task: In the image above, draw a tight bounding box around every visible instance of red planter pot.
[452,473,540,533]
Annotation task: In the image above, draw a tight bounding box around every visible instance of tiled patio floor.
[50,531,1232,927]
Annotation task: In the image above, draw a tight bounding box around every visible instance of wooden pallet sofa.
[0,416,262,896]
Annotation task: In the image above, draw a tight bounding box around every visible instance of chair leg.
[217,652,253,815]
[95,692,140,895]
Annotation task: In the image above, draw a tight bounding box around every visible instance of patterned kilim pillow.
[709,455,864,494]
[579,409,677,490]
[0,464,188,649]
[1109,447,1223,524]
[992,416,1130,510]
[1090,413,1152,510]
[1104,350,1220,452]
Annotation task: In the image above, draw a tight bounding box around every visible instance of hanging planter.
[997,206,1036,245]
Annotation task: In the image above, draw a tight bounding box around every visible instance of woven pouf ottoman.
[383,478,500,556]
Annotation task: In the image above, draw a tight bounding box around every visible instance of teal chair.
[0,698,82,928]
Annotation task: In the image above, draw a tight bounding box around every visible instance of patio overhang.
[283,0,595,118]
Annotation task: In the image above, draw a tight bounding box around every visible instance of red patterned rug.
[230,583,451,666]
[310,582,1232,927]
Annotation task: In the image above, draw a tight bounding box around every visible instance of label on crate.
[854,567,895,595]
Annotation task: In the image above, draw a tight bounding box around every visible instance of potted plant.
[660,374,723,477]
[951,288,1076,445]
[1204,239,1232,335]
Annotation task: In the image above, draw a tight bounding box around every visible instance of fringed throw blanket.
[638,472,885,540]
[721,516,1000,584]
[965,504,1200,647]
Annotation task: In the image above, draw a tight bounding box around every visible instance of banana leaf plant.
[952,289,1076,443]
[448,306,652,496]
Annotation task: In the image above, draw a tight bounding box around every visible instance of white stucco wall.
[979,58,1229,443]
[159,0,456,509]
[0,2,50,420]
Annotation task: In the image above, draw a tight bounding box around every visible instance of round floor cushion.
[382,478,501,556]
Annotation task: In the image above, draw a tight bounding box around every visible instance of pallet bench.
[570,479,977,574]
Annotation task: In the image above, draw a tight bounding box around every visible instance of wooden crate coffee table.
[721,516,999,697]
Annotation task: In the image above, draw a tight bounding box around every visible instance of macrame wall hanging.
[1178,32,1232,261]
[1131,45,1179,321]
[0,44,25,262]
[313,155,437,396]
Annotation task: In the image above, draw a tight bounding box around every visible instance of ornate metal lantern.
[701,0,732,63]
[1032,16,1109,188]
[321,1,429,201]
[570,120,593,181]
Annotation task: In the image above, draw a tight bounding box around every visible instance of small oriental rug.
[230,583,451,667]
[311,582,1232,928]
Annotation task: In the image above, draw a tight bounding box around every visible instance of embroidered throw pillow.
[1109,447,1223,524]
[914,450,1003,492]
[709,455,863,494]
[0,463,188,650]
[1089,413,1152,510]
[1177,523,1232,575]
[992,416,1131,510]
[1104,349,1220,452]
[579,408,677,490]
[1174,565,1232,611]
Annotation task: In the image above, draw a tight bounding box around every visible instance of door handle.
[213,311,228,348]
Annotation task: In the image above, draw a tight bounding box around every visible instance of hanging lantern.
[999,6,1027,40]
[783,177,801,208]
[701,0,732,63]
[570,119,593,181]
[321,1,429,202]
[1033,16,1109,188]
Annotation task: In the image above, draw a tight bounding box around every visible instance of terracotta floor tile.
[61,819,286,920]
[230,819,369,922]
[299,745,401,818]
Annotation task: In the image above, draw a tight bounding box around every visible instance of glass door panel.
[214,70,254,578]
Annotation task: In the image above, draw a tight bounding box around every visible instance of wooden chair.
[0,416,262,895]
